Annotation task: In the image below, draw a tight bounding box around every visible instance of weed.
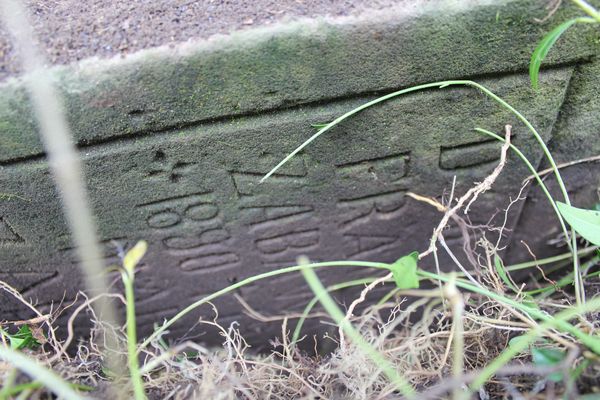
[0,326,40,351]
[530,0,600,89]
[120,241,148,400]
[1,0,600,399]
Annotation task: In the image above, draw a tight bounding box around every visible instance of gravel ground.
[0,0,408,81]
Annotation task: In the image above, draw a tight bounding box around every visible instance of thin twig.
[418,125,512,260]
[234,293,328,322]
[338,126,512,352]
[47,293,125,364]
[339,273,391,351]
[534,0,563,23]
[523,154,600,183]
[442,276,464,400]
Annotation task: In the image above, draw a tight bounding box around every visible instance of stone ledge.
[0,0,598,163]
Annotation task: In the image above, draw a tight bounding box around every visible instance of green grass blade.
[418,270,600,354]
[529,270,600,297]
[0,346,87,400]
[300,259,415,398]
[572,0,600,22]
[467,295,600,395]
[530,18,579,90]
[504,246,597,272]
[121,242,148,400]
[493,255,519,293]
[474,127,570,245]
[259,81,450,183]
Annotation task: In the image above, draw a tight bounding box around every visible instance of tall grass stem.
[0,0,124,381]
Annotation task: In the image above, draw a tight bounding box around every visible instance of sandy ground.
[0,0,408,81]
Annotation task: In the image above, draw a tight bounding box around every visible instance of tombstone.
[0,0,599,347]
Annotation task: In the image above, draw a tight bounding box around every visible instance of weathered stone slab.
[0,69,574,342]
[0,0,599,345]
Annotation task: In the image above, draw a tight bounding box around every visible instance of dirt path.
[0,0,408,81]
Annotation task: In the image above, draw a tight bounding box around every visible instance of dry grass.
[2,262,600,399]
[2,122,600,399]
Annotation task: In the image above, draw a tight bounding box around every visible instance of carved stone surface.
[0,0,599,346]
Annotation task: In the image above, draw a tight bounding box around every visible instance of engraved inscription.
[137,191,239,274]
[147,211,181,229]
[179,252,241,272]
[333,153,411,257]
[138,191,224,250]
[0,271,58,295]
[132,272,167,303]
[240,204,314,232]
[334,152,411,202]
[251,217,322,268]
[235,156,307,177]
[336,152,410,183]
[163,227,230,249]
[231,173,309,198]
[268,274,318,305]
[439,140,502,170]
[343,233,401,258]
[0,216,25,244]
[137,305,181,328]
[261,258,322,269]
[255,228,320,256]
[175,248,240,275]
[137,191,213,209]
[230,156,309,199]
[337,190,407,229]
[144,149,197,183]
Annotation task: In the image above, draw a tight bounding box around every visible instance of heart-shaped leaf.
[556,202,600,246]
[390,251,419,289]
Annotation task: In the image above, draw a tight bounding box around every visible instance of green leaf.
[123,240,148,272]
[530,19,579,89]
[532,347,566,382]
[556,202,600,246]
[390,252,419,289]
[9,325,39,350]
